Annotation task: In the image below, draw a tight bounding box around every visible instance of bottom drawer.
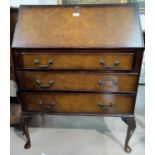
[20,93,134,114]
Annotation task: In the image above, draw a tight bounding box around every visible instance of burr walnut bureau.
[12,4,144,153]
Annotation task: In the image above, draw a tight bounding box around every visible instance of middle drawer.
[17,71,138,92]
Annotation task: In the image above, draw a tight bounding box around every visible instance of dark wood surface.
[12,4,144,48]
[20,92,134,114]
[17,71,138,92]
[12,4,144,151]
[12,4,144,117]
[17,52,135,70]
[122,117,136,153]
[10,7,18,80]
[10,7,18,44]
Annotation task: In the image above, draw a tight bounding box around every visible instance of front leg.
[121,117,136,153]
[20,115,31,149]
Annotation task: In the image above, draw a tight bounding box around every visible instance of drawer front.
[17,72,138,92]
[20,53,134,70]
[20,93,134,114]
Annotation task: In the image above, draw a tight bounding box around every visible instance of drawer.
[17,71,138,93]
[19,53,134,70]
[20,92,134,114]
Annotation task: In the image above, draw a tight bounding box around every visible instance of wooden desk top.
[12,4,144,48]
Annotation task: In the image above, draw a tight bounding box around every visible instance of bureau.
[12,4,144,153]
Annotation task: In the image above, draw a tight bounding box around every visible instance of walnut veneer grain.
[17,71,138,92]
[12,5,144,48]
[12,4,144,151]
[20,92,134,114]
[20,52,134,70]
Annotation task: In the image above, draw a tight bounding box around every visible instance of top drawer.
[15,52,134,71]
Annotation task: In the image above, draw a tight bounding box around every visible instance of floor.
[10,86,145,155]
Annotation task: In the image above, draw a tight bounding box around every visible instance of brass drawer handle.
[97,102,115,110]
[34,59,53,68]
[38,101,56,110]
[99,60,120,70]
[98,77,118,86]
[36,80,54,88]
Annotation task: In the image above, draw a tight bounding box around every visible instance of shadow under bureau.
[12,4,144,153]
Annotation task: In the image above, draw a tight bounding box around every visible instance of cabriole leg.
[121,117,136,153]
[20,114,31,149]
